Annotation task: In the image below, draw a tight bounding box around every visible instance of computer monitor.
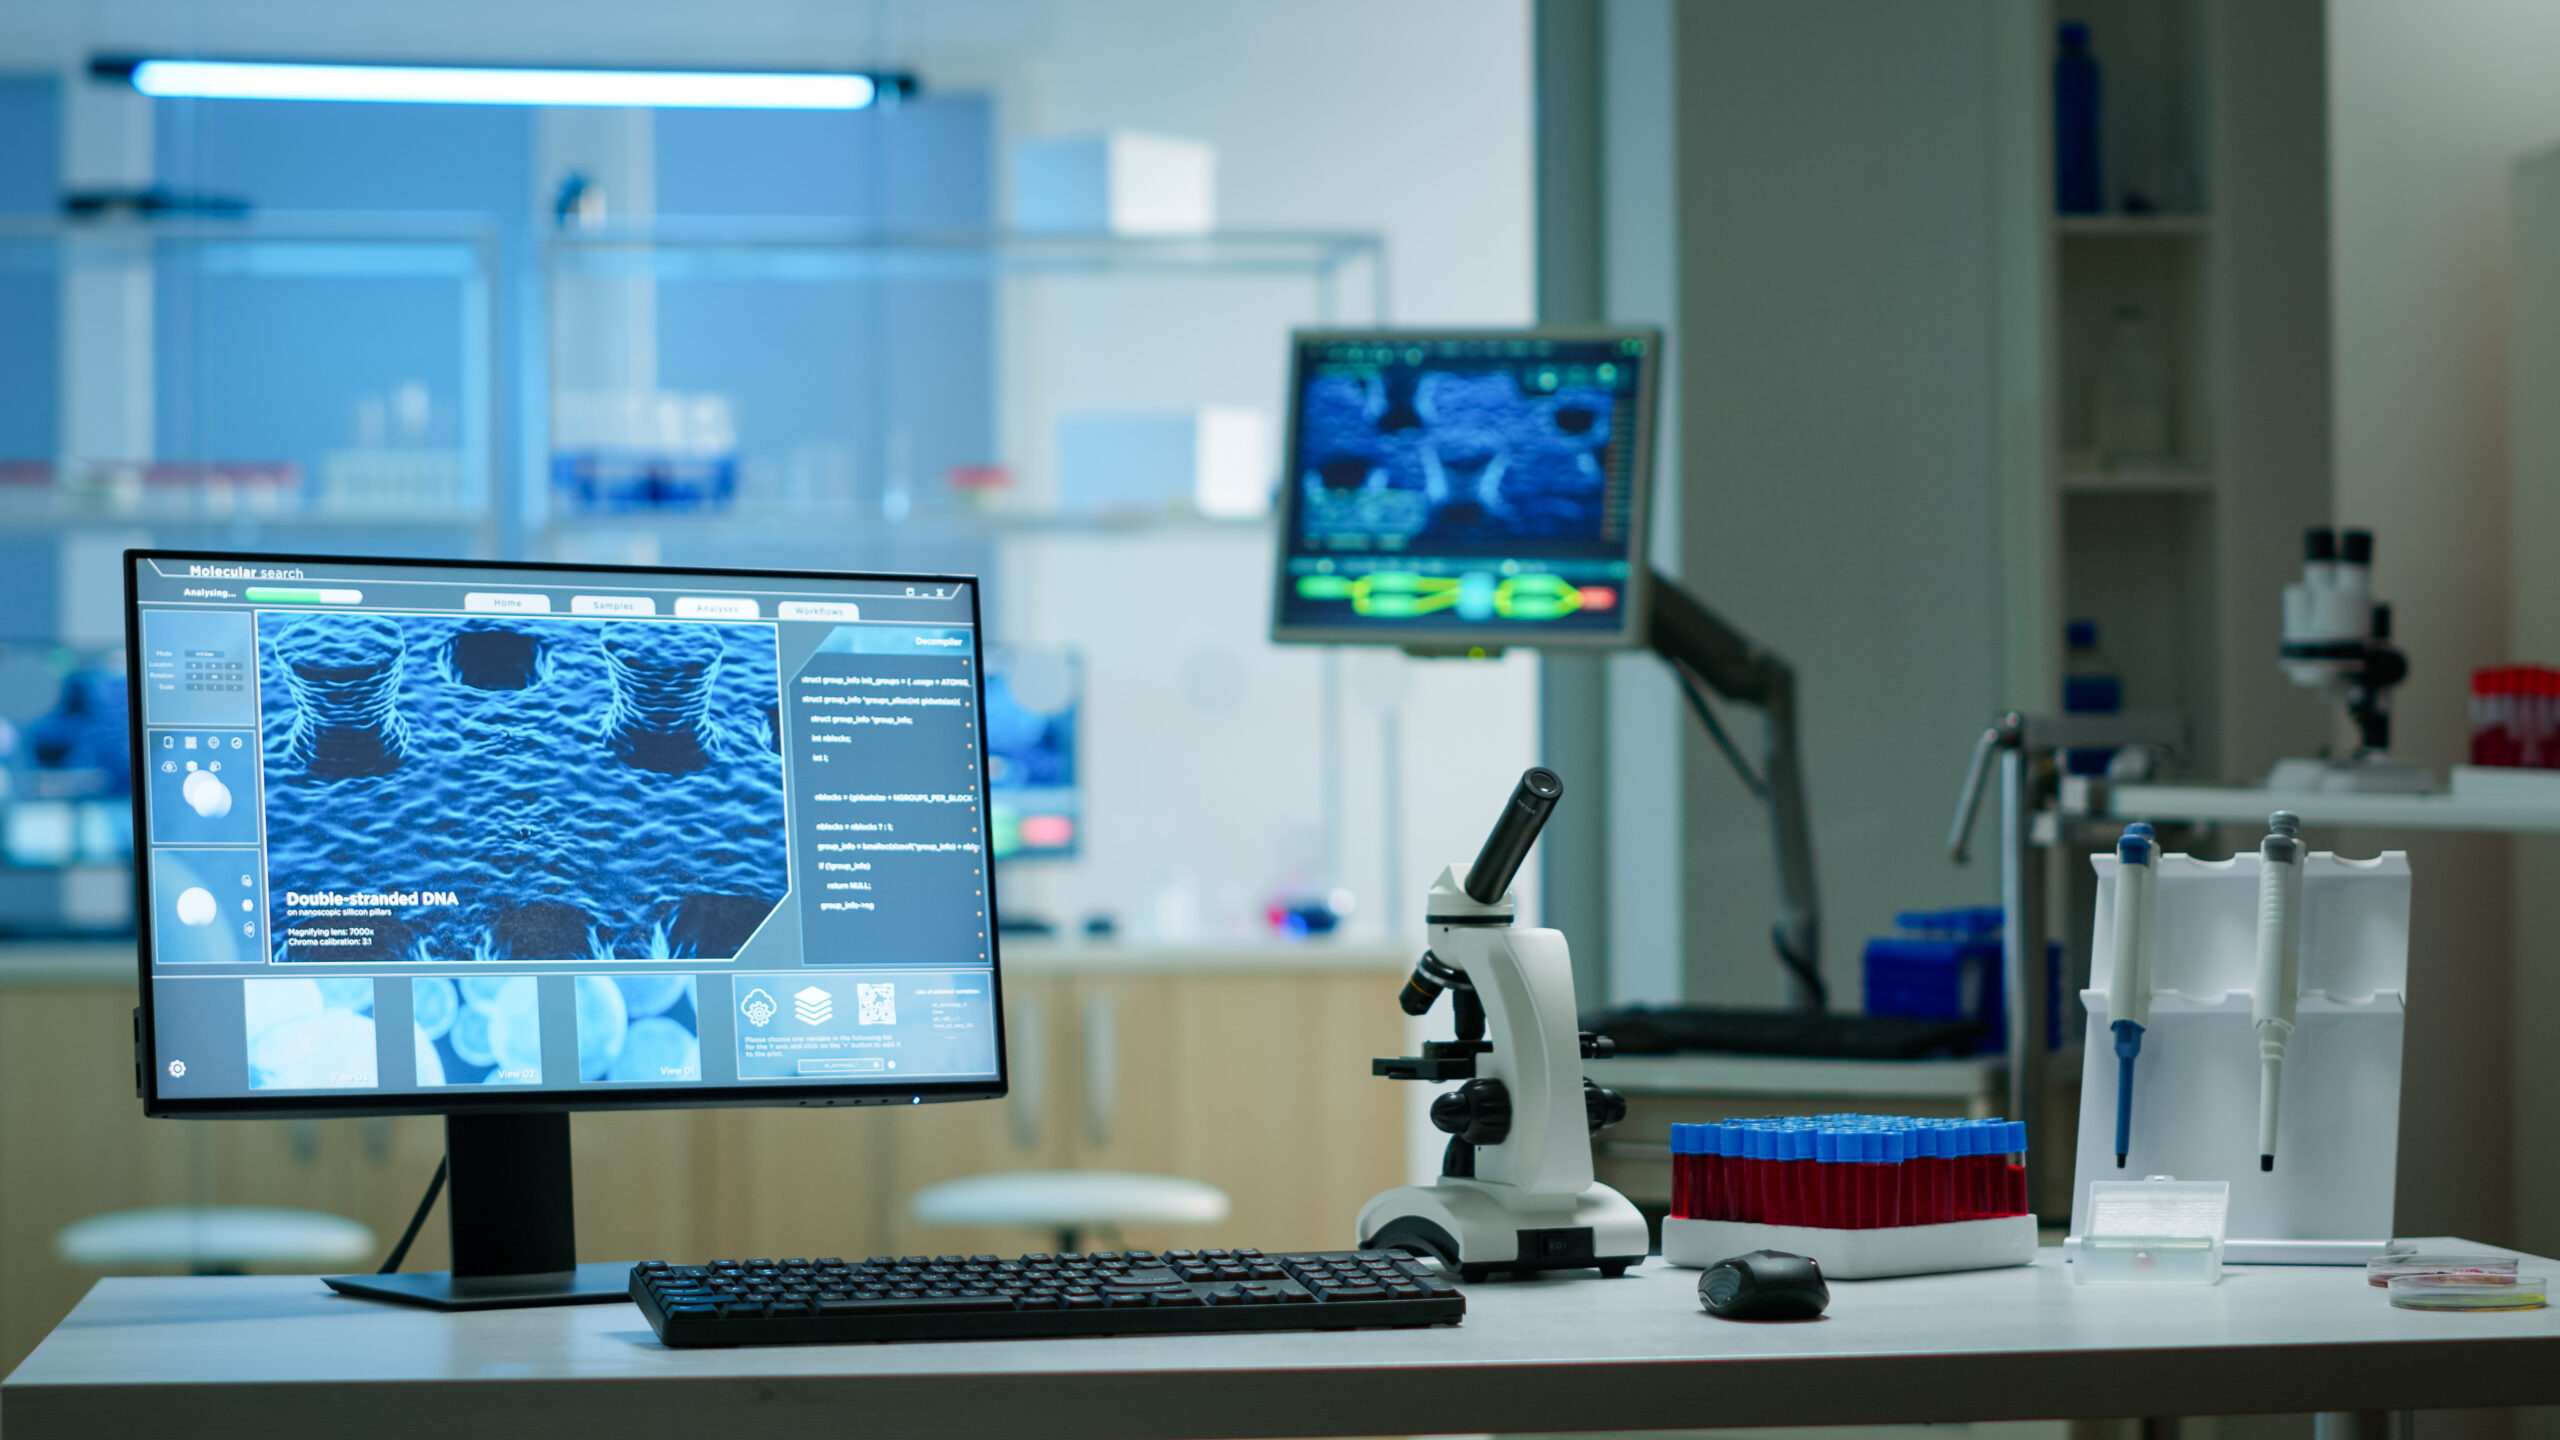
[983,646,1079,861]
[124,550,1005,1307]
[1270,328,1660,651]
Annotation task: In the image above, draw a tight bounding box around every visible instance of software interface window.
[129,555,1000,1103]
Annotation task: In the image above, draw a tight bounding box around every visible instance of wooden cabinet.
[0,946,1408,1376]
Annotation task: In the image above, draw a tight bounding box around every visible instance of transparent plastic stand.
[2068,850,2409,1266]
[2075,1178,2228,1284]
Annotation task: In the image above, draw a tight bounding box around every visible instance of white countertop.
[2105,781,2560,833]
[1588,1051,2007,1099]
[8,1242,2557,1439]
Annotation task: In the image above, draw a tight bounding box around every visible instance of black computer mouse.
[1698,1249,1829,1320]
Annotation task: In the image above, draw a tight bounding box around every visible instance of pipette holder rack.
[2070,849,2409,1264]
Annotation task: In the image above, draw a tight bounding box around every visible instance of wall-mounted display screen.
[1270,329,1659,650]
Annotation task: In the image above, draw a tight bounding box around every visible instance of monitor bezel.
[124,548,1008,1120]
[1269,325,1662,652]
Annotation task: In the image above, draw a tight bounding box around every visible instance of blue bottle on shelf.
[2055,22,2103,214]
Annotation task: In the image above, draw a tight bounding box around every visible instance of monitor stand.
[322,1111,629,1311]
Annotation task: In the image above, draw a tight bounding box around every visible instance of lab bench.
[0,938,1409,1379]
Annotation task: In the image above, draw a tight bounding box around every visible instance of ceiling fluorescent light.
[96,57,914,110]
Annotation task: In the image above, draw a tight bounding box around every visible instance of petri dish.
[2367,1253,2518,1288]
[2387,1273,2548,1312]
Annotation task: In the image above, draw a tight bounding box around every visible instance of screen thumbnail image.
[243,976,379,1090]
[256,611,788,965]
[413,975,543,1086]
[151,849,264,963]
[145,729,261,845]
[576,974,700,1084]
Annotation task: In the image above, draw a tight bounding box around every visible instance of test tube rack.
[1660,1115,2040,1279]
[2071,848,2410,1266]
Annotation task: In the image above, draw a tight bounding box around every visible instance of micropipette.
[2251,811,2304,1172]
[2105,822,2158,1168]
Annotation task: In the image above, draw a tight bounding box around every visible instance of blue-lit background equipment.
[984,646,1080,860]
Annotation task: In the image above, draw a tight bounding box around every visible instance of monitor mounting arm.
[1645,570,1824,1011]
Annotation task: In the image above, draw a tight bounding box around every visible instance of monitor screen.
[983,647,1079,861]
[126,552,1004,1116]
[1270,328,1659,650]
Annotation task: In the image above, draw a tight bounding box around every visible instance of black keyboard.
[632,1247,1464,1347]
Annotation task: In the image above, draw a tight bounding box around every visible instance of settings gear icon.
[166,1060,186,1078]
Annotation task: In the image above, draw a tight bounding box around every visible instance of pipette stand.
[1360,867,1648,1282]
[2069,848,2410,1265]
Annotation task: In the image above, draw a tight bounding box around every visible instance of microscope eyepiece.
[1463,767,1564,906]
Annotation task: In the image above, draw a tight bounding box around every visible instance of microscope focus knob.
[1429,1079,1512,1147]
[1584,1078,1627,1135]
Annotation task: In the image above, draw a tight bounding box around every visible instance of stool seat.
[57,1206,377,1271]
[911,1170,1230,1232]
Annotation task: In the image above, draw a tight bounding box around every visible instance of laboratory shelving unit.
[528,221,1386,568]
[0,213,505,554]
[0,214,1391,943]
[2038,0,2333,798]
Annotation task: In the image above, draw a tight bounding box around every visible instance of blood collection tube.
[1769,1125,1792,1226]
[1734,1125,1757,1223]
[2005,1121,2030,1216]
[1787,1125,1813,1227]
[1716,1123,1740,1220]
[1670,1124,1693,1218]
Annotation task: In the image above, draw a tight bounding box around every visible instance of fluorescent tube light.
[101,58,909,110]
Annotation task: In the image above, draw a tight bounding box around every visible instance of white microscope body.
[1356,771,1648,1281]
[2270,526,2428,793]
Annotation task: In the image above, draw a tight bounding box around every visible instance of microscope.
[2268,527,2430,793]
[1357,767,1648,1282]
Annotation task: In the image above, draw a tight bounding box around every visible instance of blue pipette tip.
[2261,1154,2274,1173]
[2110,1018,2144,1169]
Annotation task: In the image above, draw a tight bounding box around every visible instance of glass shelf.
[0,214,501,543]
[534,220,1386,566]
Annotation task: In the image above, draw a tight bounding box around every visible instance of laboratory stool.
[56,1206,377,1276]
[910,1170,1231,1255]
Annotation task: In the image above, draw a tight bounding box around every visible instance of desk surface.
[10,1243,2560,1440]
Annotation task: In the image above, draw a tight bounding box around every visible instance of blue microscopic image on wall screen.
[575,974,701,1084]
[412,975,543,1086]
[243,976,378,1090]
[255,612,788,966]
[1295,364,1620,546]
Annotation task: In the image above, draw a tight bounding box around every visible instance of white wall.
[1663,0,2032,1008]
[2327,0,2560,1257]
[0,0,1542,945]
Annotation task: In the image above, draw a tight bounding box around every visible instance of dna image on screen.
[257,612,789,965]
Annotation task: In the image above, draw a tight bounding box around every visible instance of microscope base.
[1358,1180,1649,1283]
